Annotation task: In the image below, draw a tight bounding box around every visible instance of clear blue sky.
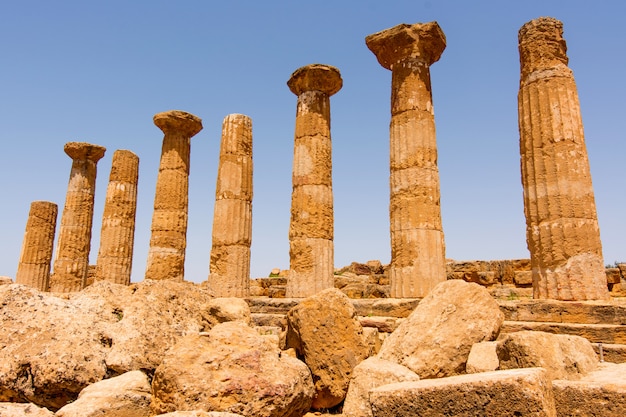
[1,1,624,283]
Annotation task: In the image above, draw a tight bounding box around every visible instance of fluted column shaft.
[145,110,202,281]
[208,114,253,296]
[50,142,106,292]
[95,150,139,285]
[366,22,447,298]
[518,17,608,300]
[285,64,342,297]
[16,201,58,290]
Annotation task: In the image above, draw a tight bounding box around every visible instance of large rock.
[497,331,598,380]
[0,403,54,416]
[285,288,369,409]
[553,362,626,416]
[0,280,217,410]
[465,341,499,374]
[55,370,151,417]
[151,321,314,416]
[378,280,504,378]
[157,413,244,417]
[342,357,419,417]
[369,368,557,417]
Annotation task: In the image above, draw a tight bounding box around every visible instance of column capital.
[287,64,342,96]
[366,22,446,70]
[518,17,568,79]
[153,110,203,137]
[64,142,106,162]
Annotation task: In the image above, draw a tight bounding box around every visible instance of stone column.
[95,150,139,285]
[145,110,202,281]
[366,22,447,298]
[16,201,58,290]
[518,17,608,301]
[208,114,253,296]
[50,142,106,292]
[285,64,342,297]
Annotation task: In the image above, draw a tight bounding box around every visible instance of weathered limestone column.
[518,17,609,300]
[366,22,447,298]
[95,150,139,285]
[15,201,58,290]
[208,114,253,296]
[50,142,106,292]
[285,64,342,297]
[145,110,202,281]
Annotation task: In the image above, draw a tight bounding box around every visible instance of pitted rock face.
[64,142,106,161]
[287,64,342,96]
[518,17,568,80]
[153,110,203,137]
[365,22,446,70]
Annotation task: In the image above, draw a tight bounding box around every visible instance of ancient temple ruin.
[145,110,202,282]
[95,149,139,285]
[15,201,58,290]
[366,22,448,298]
[285,64,342,297]
[50,142,106,293]
[517,17,609,301]
[208,114,254,297]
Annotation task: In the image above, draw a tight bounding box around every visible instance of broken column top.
[518,17,568,79]
[287,64,343,96]
[64,142,106,161]
[153,110,203,137]
[365,22,446,70]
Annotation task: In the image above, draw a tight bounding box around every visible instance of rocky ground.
[0,264,625,416]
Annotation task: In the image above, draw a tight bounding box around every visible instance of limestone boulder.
[0,403,54,416]
[0,280,218,410]
[465,341,499,374]
[285,288,370,409]
[205,297,251,327]
[378,279,504,378]
[157,413,244,417]
[55,370,151,417]
[151,321,314,416]
[369,368,557,417]
[497,331,598,380]
[0,284,111,410]
[342,357,419,417]
[0,276,13,285]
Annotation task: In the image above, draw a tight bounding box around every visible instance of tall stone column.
[95,150,139,285]
[366,22,447,298]
[208,114,253,296]
[145,110,202,281]
[518,17,608,301]
[16,201,58,290]
[50,142,106,292]
[285,64,342,297]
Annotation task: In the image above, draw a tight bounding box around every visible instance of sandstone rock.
[378,280,504,378]
[0,276,13,285]
[151,321,314,416]
[606,268,621,284]
[285,288,369,409]
[497,330,598,380]
[0,280,216,410]
[343,357,419,417]
[465,341,499,374]
[362,327,382,357]
[205,297,251,327]
[157,412,245,417]
[55,370,151,417]
[0,402,54,416]
[369,368,556,417]
[552,362,626,416]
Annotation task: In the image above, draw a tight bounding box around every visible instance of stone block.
[466,341,499,373]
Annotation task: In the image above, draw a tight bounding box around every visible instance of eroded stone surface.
[517,17,608,301]
[208,114,253,297]
[286,64,341,298]
[378,280,503,378]
[0,402,54,416]
[15,201,58,291]
[285,288,369,409]
[145,110,202,281]
[366,22,447,297]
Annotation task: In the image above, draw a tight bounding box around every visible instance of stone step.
[593,343,626,364]
[245,297,420,317]
[498,299,626,325]
[500,320,626,344]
